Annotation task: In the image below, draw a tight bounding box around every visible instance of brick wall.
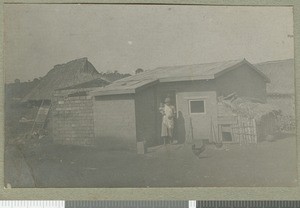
[52,89,95,146]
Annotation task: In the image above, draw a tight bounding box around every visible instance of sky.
[4,4,294,83]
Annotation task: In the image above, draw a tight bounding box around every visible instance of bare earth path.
[5,136,298,188]
[4,145,36,188]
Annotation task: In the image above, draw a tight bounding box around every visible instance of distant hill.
[6,58,132,103]
[21,58,132,102]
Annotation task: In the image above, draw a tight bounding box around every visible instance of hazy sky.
[4,4,294,83]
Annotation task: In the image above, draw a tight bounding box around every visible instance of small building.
[51,78,110,146]
[255,59,295,117]
[90,59,271,151]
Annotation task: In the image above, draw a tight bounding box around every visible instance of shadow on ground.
[4,135,298,188]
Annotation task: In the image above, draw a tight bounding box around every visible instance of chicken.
[213,142,223,148]
[192,143,206,158]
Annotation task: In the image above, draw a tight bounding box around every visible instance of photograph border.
[0,0,299,200]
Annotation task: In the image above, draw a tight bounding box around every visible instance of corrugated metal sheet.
[91,58,269,96]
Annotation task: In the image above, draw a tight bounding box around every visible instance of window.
[189,100,205,114]
[221,124,233,142]
[222,132,233,142]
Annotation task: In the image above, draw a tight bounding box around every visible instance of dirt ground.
[5,134,298,188]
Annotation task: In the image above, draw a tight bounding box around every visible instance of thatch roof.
[22,58,102,102]
[255,59,294,95]
[56,78,110,91]
[221,97,281,122]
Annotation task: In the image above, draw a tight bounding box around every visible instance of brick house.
[51,78,110,146]
[90,59,271,151]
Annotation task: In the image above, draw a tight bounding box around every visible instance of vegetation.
[6,79,41,101]
[135,68,144,74]
[277,115,296,132]
[99,70,131,82]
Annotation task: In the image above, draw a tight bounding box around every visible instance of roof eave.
[159,75,214,82]
[135,79,159,93]
[267,92,294,96]
[90,89,135,97]
[91,79,158,97]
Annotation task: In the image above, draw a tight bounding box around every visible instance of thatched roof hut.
[21,57,103,102]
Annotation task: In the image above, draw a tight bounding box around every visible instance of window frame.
[188,99,206,115]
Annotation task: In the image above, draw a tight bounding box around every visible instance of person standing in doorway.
[160,97,176,145]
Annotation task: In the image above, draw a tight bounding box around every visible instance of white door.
[176,91,218,143]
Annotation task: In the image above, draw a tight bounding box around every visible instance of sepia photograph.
[3,4,297,188]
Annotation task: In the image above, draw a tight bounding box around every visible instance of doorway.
[156,90,177,144]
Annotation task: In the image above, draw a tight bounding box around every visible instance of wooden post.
[245,119,248,143]
[247,119,250,143]
[238,116,242,145]
[249,119,252,143]
[189,117,194,143]
[252,118,257,143]
[242,122,246,145]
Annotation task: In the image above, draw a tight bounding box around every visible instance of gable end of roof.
[214,59,270,83]
[242,59,271,83]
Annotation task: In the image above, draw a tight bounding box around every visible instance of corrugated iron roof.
[91,58,269,96]
[255,59,294,95]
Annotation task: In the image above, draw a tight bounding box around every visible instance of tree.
[33,78,39,83]
[135,68,144,74]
